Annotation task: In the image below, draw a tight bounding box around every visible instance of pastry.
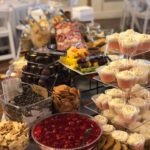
[111,130,128,143]
[112,140,121,150]
[52,85,80,112]
[109,59,134,71]
[131,88,150,99]
[120,105,139,122]
[130,66,149,85]
[112,115,129,128]
[102,124,115,135]
[0,121,29,150]
[105,88,125,99]
[131,84,144,93]
[94,115,108,125]
[103,135,115,150]
[102,109,116,120]
[108,98,125,114]
[94,94,112,110]
[97,66,118,83]
[116,70,136,89]
[127,133,145,150]
[121,144,128,150]
[128,97,147,113]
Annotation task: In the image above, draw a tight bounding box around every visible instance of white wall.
[77,0,123,19]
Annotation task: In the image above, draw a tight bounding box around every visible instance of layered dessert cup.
[106,33,120,51]
[116,70,136,89]
[119,37,139,56]
[97,66,118,83]
[138,34,150,53]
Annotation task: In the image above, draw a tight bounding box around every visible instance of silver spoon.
[80,128,93,147]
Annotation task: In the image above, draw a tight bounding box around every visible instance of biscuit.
[103,136,115,150]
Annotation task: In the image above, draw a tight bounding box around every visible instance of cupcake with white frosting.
[130,66,149,85]
[94,94,112,110]
[120,105,139,122]
[128,97,147,113]
[113,115,129,128]
[116,70,136,89]
[105,88,125,99]
[127,133,145,150]
[94,115,108,126]
[108,98,125,113]
[102,109,116,120]
[102,124,115,135]
[111,130,128,143]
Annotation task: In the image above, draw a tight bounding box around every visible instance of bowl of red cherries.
[32,112,102,150]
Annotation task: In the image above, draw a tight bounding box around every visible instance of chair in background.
[0,10,16,61]
[121,0,150,33]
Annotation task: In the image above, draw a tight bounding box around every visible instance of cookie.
[113,140,121,150]
[121,144,128,150]
[103,135,115,150]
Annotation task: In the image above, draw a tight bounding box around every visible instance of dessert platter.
[59,46,121,75]
[1,7,150,150]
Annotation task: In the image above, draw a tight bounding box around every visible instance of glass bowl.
[0,84,52,127]
[32,112,102,150]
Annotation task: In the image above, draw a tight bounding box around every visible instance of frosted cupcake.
[94,94,112,110]
[102,109,116,120]
[132,88,150,99]
[128,97,147,113]
[120,105,139,122]
[108,98,125,114]
[97,66,118,83]
[130,66,149,85]
[94,115,108,126]
[106,33,119,51]
[131,84,144,93]
[116,70,136,89]
[105,88,126,99]
[127,133,145,150]
[102,124,115,135]
[113,115,129,128]
[111,130,128,143]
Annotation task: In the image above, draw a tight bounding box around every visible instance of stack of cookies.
[52,85,80,112]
